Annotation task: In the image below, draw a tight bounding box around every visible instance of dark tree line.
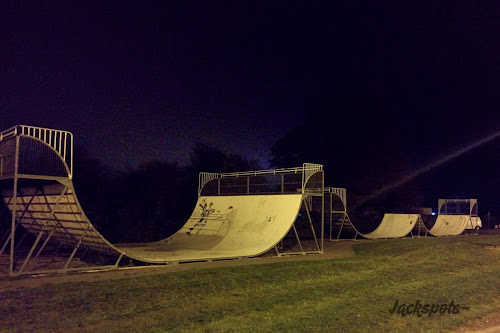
[72,81,500,240]
[73,143,259,243]
[270,81,421,219]
[270,81,500,222]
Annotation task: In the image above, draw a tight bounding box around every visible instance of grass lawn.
[0,235,499,332]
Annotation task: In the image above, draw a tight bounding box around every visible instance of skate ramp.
[118,194,303,262]
[428,215,469,236]
[2,184,303,263]
[362,214,419,239]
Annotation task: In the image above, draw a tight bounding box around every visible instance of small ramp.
[426,199,479,236]
[326,190,478,239]
[428,215,470,236]
[362,214,419,239]
[326,188,418,239]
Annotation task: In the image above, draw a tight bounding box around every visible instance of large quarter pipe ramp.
[1,185,304,264]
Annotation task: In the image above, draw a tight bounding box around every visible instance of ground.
[1,236,499,332]
[0,240,355,289]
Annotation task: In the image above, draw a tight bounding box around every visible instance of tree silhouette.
[271,81,421,213]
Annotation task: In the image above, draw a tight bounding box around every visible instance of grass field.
[1,235,499,332]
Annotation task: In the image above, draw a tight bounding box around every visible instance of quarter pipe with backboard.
[0,125,324,276]
[428,215,470,236]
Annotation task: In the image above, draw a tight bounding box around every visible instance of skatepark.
[0,125,499,333]
[0,125,484,277]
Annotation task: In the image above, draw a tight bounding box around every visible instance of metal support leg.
[10,182,18,276]
[114,253,124,268]
[31,186,70,261]
[337,216,346,241]
[321,189,324,253]
[292,224,304,253]
[0,233,11,256]
[304,198,320,252]
[329,206,333,241]
[18,230,45,275]
[52,242,64,259]
[63,240,83,273]
[0,219,18,248]
[14,231,28,250]
[63,227,90,273]
[79,247,89,262]
[34,228,57,260]
[0,219,19,256]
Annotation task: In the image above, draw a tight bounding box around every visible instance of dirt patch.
[453,312,500,333]
[484,245,499,252]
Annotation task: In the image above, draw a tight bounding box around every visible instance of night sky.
[1,2,499,208]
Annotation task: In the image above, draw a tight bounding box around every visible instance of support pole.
[14,232,28,250]
[63,226,90,273]
[18,229,45,275]
[292,224,304,253]
[10,136,20,276]
[63,242,81,272]
[52,242,64,259]
[79,247,89,262]
[281,174,284,194]
[34,228,56,260]
[329,192,333,240]
[321,174,324,253]
[304,198,320,252]
[114,253,124,268]
[16,186,70,273]
[0,232,13,256]
[336,216,346,241]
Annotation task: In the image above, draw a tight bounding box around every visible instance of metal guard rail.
[0,125,74,178]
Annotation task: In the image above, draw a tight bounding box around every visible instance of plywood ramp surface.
[362,214,419,239]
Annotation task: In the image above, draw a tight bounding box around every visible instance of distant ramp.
[428,215,470,236]
[325,189,419,240]
[362,214,419,239]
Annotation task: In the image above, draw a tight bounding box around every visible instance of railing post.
[10,136,20,276]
